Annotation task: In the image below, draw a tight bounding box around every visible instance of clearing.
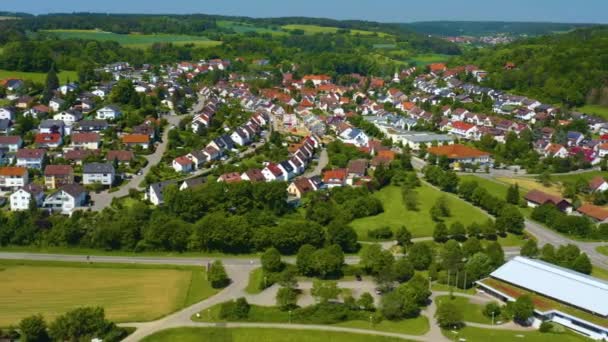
[142,327,411,342]
[0,69,77,84]
[350,184,490,240]
[577,104,608,120]
[40,29,221,48]
[435,296,495,325]
[443,326,590,342]
[281,25,390,37]
[0,260,217,326]
[194,303,429,336]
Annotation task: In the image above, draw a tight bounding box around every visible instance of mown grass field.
[577,104,608,120]
[436,296,494,324]
[245,267,265,294]
[592,265,608,280]
[217,20,285,35]
[41,29,222,48]
[406,53,450,66]
[350,184,490,240]
[0,260,217,326]
[281,24,391,37]
[142,327,412,342]
[194,303,429,336]
[0,69,77,84]
[443,326,590,342]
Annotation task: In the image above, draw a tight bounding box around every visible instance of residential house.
[53,109,83,126]
[179,177,206,191]
[10,184,44,211]
[589,176,608,193]
[73,120,109,133]
[35,133,63,149]
[241,169,266,182]
[24,105,50,118]
[122,134,150,149]
[71,132,101,150]
[49,98,65,112]
[347,159,368,178]
[339,128,369,147]
[262,163,286,182]
[0,166,28,189]
[16,149,46,169]
[65,149,98,165]
[287,177,317,198]
[450,121,480,140]
[39,119,66,136]
[95,105,122,120]
[524,190,572,213]
[427,144,492,169]
[185,150,207,169]
[106,150,135,165]
[145,180,177,206]
[44,165,74,189]
[576,204,608,224]
[544,143,569,158]
[172,156,193,173]
[0,119,12,134]
[83,163,115,186]
[0,107,16,121]
[218,172,242,183]
[0,136,22,152]
[323,169,347,188]
[43,184,88,215]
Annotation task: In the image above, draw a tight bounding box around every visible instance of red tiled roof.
[0,136,21,144]
[16,149,45,159]
[174,156,192,166]
[122,134,150,144]
[524,190,567,206]
[72,132,100,143]
[0,166,27,177]
[577,204,608,221]
[589,176,607,192]
[323,169,347,183]
[44,165,73,176]
[219,172,242,183]
[451,121,475,131]
[427,144,489,159]
[106,150,134,162]
[35,133,61,144]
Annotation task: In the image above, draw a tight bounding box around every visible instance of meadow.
[217,20,285,35]
[0,69,77,84]
[281,24,391,37]
[577,104,608,120]
[142,327,412,342]
[350,184,490,240]
[0,260,217,326]
[443,326,590,342]
[41,29,221,48]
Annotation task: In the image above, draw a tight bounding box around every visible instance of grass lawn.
[597,246,608,256]
[459,175,512,200]
[40,29,222,48]
[245,267,265,294]
[406,54,450,66]
[194,304,429,336]
[496,177,563,198]
[281,24,391,37]
[553,171,608,184]
[142,327,411,342]
[350,184,489,240]
[431,283,477,295]
[443,326,589,342]
[436,296,493,324]
[0,69,77,84]
[577,104,608,120]
[0,259,217,326]
[592,265,608,281]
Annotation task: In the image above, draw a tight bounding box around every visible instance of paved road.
[304,148,328,178]
[89,98,204,211]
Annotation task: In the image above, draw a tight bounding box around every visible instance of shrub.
[539,321,553,333]
[367,226,393,240]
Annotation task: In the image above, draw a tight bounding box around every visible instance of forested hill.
[405,21,593,37]
[453,26,608,107]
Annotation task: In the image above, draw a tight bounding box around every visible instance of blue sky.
[3,0,606,23]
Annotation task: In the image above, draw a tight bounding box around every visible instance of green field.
[245,267,265,294]
[405,54,450,66]
[552,171,608,184]
[436,296,494,324]
[443,326,589,342]
[0,260,217,326]
[592,265,608,280]
[282,25,390,37]
[577,104,608,120]
[351,184,490,240]
[142,327,412,342]
[0,69,77,84]
[41,29,222,48]
[217,20,285,35]
[194,303,429,336]
[597,246,608,256]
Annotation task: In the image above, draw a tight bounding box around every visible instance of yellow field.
[496,177,563,197]
[0,262,216,326]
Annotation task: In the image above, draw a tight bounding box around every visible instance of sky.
[3,0,607,24]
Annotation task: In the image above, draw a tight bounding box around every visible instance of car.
[355,274,362,281]
[374,288,382,295]
[136,170,143,176]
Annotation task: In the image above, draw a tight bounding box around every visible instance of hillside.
[454,26,608,107]
[405,21,594,37]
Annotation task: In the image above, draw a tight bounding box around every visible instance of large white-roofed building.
[477,256,608,340]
